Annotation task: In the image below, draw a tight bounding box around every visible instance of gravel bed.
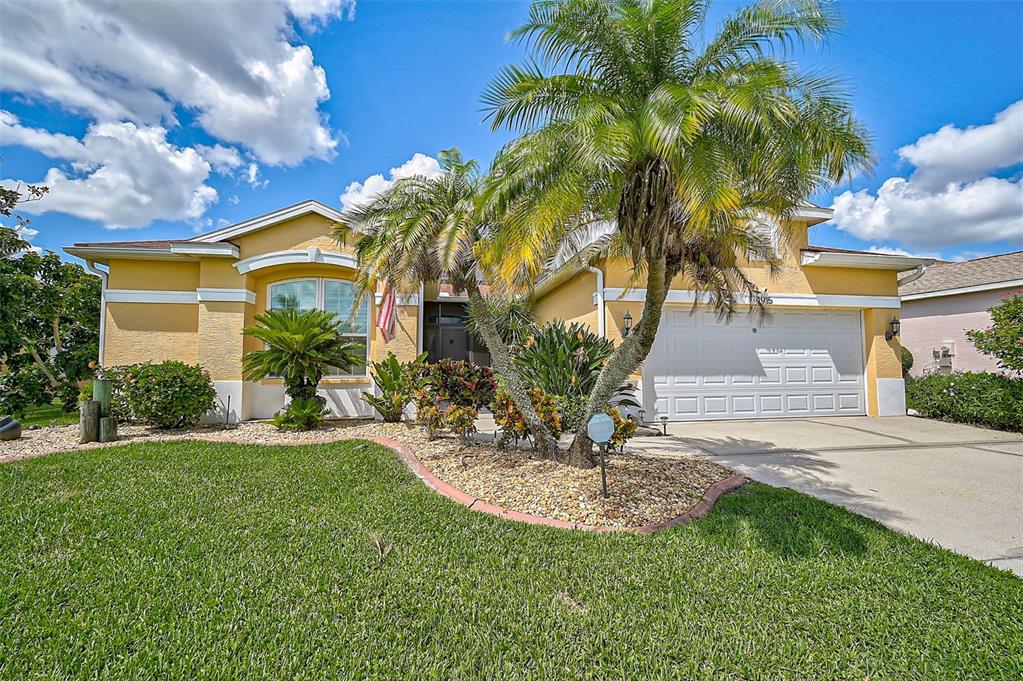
[0,419,733,528]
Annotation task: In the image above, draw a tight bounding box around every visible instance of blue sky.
[1,0,1021,262]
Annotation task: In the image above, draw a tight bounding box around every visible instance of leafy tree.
[0,184,100,416]
[335,148,568,460]
[242,308,364,402]
[966,291,1023,376]
[482,0,871,462]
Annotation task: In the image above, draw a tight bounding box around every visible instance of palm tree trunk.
[567,256,670,462]
[465,284,561,460]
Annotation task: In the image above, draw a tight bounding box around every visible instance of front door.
[424,301,490,365]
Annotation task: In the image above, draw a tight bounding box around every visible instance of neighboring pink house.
[899,251,1023,377]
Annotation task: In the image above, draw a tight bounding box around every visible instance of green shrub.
[515,321,639,408]
[965,290,1023,376]
[444,405,479,442]
[102,362,216,428]
[491,388,562,444]
[0,365,50,418]
[901,346,914,377]
[906,371,1023,432]
[363,352,426,422]
[606,408,638,451]
[271,398,327,431]
[552,394,587,432]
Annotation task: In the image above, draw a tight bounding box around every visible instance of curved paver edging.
[367,436,747,534]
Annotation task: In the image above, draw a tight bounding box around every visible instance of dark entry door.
[424,301,489,365]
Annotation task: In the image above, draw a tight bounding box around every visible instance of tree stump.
[99,417,118,443]
[80,400,100,444]
[93,379,112,417]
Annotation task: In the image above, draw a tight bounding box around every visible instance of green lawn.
[1,441,1019,678]
[17,400,78,428]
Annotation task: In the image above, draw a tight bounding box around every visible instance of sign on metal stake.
[586,413,615,498]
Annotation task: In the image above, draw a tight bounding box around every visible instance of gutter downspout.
[584,264,605,338]
[898,263,930,287]
[84,260,109,366]
[417,281,425,353]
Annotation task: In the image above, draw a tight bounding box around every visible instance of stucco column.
[863,308,906,416]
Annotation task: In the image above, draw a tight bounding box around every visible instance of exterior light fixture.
[660,415,669,436]
[885,318,901,341]
[622,311,633,337]
[638,408,646,424]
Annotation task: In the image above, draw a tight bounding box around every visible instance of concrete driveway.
[630,416,1023,576]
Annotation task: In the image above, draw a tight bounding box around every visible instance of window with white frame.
[268,278,369,376]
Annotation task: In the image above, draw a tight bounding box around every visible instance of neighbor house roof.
[899,251,1023,300]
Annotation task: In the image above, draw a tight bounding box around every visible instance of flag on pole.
[376,284,396,343]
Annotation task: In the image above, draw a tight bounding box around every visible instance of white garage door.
[644,307,866,421]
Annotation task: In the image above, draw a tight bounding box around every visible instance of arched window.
[268,278,369,376]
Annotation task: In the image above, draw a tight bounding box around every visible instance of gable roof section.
[187,199,345,243]
[899,251,1023,298]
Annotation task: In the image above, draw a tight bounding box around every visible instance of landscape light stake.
[660,416,669,436]
[599,442,608,498]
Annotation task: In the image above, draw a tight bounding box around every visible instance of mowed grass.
[17,401,78,428]
[1,441,1020,679]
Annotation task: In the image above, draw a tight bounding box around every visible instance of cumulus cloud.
[865,245,941,259]
[0,0,351,165]
[831,100,1023,249]
[340,153,442,210]
[1,111,217,228]
[196,144,244,174]
[246,163,270,189]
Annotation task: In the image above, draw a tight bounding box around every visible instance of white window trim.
[267,277,371,378]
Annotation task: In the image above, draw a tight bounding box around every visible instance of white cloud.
[0,0,352,166]
[831,100,1023,249]
[229,194,240,205]
[1,111,217,228]
[898,100,1023,191]
[865,245,941,259]
[340,153,442,210]
[196,144,244,174]
[246,163,270,189]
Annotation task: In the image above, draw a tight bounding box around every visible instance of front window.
[269,278,369,376]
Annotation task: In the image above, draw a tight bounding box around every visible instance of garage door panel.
[646,306,866,421]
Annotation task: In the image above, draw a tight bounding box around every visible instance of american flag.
[376,284,396,343]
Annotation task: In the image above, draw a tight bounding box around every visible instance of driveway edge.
[368,436,747,534]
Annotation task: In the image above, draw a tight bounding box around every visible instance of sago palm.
[483,0,872,459]
[242,309,363,402]
[334,149,564,458]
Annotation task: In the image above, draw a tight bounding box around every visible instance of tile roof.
[899,250,1023,296]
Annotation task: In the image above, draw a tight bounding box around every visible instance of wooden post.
[79,400,100,443]
[99,417,118,443]
[92,379,112,417]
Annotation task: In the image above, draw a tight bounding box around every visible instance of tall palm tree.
[242,308,363,402]
[482,0,872,461]
[334,149,564,459]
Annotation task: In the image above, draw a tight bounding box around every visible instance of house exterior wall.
[93,212,420,421]
[900,287,1014,376]
[533,222,905,417]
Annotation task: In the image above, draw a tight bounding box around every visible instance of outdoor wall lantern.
[622,311,633,337]
[885,318,901,341]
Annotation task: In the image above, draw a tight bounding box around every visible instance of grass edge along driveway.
[1,439,1020,679]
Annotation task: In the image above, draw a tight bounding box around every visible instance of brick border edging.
[367,436,747,534]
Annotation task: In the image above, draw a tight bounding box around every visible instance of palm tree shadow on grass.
[689,483,873,560]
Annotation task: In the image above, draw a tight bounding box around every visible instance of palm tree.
[334,148,564,459]
[482,0,872,461]
[242,308,363,402]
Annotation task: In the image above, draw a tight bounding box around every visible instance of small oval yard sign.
[586,412,615,444]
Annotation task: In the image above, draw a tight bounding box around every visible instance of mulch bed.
[0,420,734,528]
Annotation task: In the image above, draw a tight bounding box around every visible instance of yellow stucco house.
[65,199,930,423]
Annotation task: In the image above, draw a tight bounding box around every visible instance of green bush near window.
[906,371,1023,432]
[270,397,327,431]
[363,352,427,422]
[242,309,364,402]
[99,361,216,429]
